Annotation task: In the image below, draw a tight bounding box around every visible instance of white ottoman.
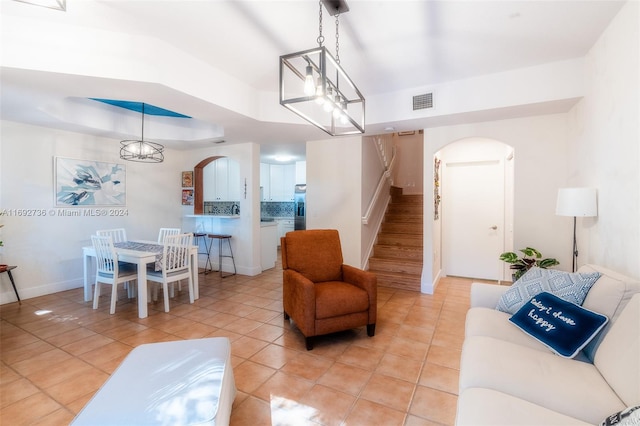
[71,337,236,426]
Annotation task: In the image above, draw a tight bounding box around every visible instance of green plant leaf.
[499,252,519,263]
[520,247,542,258]
[538,258,560,268]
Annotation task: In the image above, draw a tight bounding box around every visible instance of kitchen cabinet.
[260,163,270,201]
[295,161,306,184]
[261,163,295,201]
[260,222,278,270]
[204,158,241,201]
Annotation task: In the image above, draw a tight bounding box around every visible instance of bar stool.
[207,234,236,278]
[194,232,213,274]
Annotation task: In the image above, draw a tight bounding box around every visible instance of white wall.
[0,121,185,303]
[566,0,640,279]
[306,136,362,267]
[392,132,424,195]
[423,113,570,292]
[421,1,640,290]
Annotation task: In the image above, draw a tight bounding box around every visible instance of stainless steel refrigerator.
[294,184,306,230]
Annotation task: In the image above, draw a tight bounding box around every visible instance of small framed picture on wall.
[182,189,194,205]
[182,171,193,188]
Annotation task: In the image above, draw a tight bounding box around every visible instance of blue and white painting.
[55,157,126,206]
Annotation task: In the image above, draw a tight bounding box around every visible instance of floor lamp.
[555,188,598,272]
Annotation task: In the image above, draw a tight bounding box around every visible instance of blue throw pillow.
[509,291,608,358]
[496,267,601,314]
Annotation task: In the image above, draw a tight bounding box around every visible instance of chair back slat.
[158,228,180,243]
[91,235,117,274]
[162,233,193,274]
[97,228,127,244]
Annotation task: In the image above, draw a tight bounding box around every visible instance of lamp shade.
[556,187,598,217]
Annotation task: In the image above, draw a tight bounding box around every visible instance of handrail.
[362,151,396,224]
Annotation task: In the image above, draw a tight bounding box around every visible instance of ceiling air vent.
[413,93,433,110]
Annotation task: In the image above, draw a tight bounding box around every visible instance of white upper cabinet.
[204,157,241,201]
[261,163,296,201]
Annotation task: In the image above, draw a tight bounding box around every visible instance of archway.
[436,138,514,282]
[193,156,225,215]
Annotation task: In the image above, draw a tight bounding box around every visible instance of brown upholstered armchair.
[281,229,377,350]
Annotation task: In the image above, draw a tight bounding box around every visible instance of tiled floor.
[0,256,483,425]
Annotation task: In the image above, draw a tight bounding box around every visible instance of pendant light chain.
[335,14,340,64]
[141,103,145,140]
[317,1,324,46]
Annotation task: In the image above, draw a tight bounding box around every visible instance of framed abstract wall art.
[55,157,126,206]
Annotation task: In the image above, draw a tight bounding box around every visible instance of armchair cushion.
[316,281,370,319]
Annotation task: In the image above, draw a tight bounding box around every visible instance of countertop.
[185,215,240,219]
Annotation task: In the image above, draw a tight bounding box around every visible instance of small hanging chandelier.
[120,103,165,163]
[279,0,365,136]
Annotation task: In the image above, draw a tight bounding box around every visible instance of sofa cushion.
[456,388,593,426]
[459,336,625,424]
[465,307,552,352]
[594,294,640,408]
[496,267,601,314]
[579,264,640,362]
[509,292,608,358]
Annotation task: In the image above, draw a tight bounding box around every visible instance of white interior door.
[442,159,504,280]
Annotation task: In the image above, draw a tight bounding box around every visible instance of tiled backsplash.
[261,202,294,218]
[203,201,240,215]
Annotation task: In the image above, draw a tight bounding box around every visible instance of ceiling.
[0,0,625,163]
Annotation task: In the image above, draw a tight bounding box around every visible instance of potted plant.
[499,247,559,281]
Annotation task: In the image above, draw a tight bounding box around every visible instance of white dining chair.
[91,235,138,314]
[157,228,180,243]
[96,228,133,296]
[96,228,127,243]
[148,233,194,312]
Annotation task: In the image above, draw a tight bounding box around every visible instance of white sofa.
[456,264,640,426]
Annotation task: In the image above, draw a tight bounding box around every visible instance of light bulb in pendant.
[315,77,325,104]
[324,87,334,112]
[303,65,315,96]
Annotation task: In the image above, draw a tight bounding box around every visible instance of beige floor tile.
[299,384,356,426]
[337,344,385,371]
[1,392,63,424]
[376,353,423,383]
[344,398,406,426]
[43,368,109,405]
[249,344,299,370]
[419,362,460,395]
[280,352,333,382]
[426,345,462,370]
[234,360,276,394]
[0,377,40,408]
[360,373,416,412]
[409,385,458,425]
[229,395,274,425]
[252,371,314,403]
[317,362,372,396]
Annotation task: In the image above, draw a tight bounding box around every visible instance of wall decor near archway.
[434,156,441,220]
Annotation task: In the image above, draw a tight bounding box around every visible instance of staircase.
[368,187,423,292]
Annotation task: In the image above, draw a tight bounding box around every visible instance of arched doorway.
[193,156,225,215]
[437,138,514,281]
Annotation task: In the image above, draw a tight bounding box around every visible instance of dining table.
[82,240,199,318]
